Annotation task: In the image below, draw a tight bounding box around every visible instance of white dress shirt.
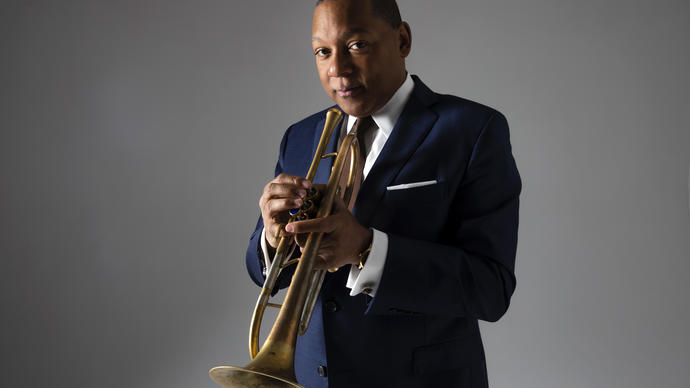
[261,73,415,298]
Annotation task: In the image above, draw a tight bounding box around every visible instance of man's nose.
[327,50,353,77]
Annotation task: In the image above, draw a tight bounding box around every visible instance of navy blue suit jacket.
[246,76,521,388]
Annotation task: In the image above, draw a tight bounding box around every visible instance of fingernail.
[285,224,294,232]
[298,189,306,198]
[302,180,311,188]
[294,199,303,206]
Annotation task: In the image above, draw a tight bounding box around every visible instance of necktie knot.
[352,116,375,136]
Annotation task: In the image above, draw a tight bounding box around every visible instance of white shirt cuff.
[259,228,272,277]
[260,228,296,277]
[346,229,388,297]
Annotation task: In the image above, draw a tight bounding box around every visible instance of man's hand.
[259,173,311,249]
[286,197,373,271]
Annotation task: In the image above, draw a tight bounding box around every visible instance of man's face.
[312,0,410,118]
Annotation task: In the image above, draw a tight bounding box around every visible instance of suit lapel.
[352,77,439,225]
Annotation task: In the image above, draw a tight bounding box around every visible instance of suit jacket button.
[324,300,338,313]
[317,365,328,377]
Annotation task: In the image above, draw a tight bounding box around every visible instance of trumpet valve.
[289,188,321,222]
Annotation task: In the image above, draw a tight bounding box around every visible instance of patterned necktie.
[341,116,376,210]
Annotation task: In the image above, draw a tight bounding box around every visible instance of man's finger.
[265,197,303,217]
[273,173,312,188]
[294,233,308,248]
[268,222,291,242]
[285,216,337,234]
[264,182,308,200]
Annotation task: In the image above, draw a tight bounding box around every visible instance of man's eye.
[314,48,330,57]
[349,41,368,50]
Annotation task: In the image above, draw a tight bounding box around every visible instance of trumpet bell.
[209,366,303,388]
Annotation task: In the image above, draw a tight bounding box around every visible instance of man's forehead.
[312,0,381,40]
[315,0,371,14]
[312,27,371,42]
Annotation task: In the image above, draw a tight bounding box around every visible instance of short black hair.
[315,0,402,29]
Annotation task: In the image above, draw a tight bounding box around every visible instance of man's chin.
[333,99,372,118]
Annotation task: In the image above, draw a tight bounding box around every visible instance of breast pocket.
[384,179,445,203]
[378,179,448,239]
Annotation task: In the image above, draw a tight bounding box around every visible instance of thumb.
[332,194,349,213]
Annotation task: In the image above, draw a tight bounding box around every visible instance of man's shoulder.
[432,92,504,122]
[411,75,505,123]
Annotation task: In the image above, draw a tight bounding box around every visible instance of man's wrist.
[355,228,374,268]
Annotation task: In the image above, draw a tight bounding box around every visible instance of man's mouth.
[335,86,363,97]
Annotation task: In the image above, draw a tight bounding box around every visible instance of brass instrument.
[210,108,361,388]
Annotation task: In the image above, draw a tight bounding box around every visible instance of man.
[245,0,521,386]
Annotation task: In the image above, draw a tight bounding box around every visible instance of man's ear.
[398,21,412,57]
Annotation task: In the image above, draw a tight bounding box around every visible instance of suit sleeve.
[365,112,521,322]
[245,126,299,290]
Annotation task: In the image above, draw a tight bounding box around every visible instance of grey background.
[2,0,689,387]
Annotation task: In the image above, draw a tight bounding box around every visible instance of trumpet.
[210,108,361,388]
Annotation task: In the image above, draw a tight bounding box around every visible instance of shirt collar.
[345,72,414,137]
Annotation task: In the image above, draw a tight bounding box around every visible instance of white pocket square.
[386,180,438,191]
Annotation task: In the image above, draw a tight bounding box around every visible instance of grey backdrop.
[2,1,689,387]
